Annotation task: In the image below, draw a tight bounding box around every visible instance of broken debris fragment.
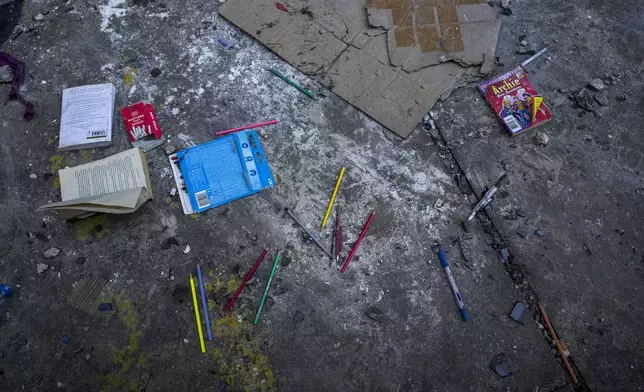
[588,78,605,92]
[574,88,595,111]
[68,278,106,315]
[216,36,234,50]
[490,353,518,377]
[498,247,511,264]
[37,263,49,274]
[364,306,386,323]
[509,302,527,324]
[533,132,549,146]
[535,229,545,237]
[0,64,13,83]
[43,247,60,258]
[293,310,306,328]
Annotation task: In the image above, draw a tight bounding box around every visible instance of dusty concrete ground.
[0,0,640,391]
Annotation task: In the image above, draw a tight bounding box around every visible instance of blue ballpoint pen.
[438,250,469,321]
[196,265,213,340]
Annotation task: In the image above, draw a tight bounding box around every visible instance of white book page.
[59,84,114,148]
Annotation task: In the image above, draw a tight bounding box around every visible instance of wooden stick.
[538,303,578,384]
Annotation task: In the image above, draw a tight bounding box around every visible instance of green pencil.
[267,68,315,99]
[254,252,281,325]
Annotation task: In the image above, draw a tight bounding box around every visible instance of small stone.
[183,244,191,254]
[37,263,49,274]
[171,108,180,115]
[33,13,45,21]
[588,78,605,92]
[0,65,14,83]
[83,326,90,332]
[615,228,625,235]
[85,354,91,360]
[594,95,608,106]
[499,248,511,263]
[533,132,549,146]
[164,144,177,155]
[72,347,83,356]
[293,310,306,328]
[183,338,189,344]
[29,173,37,179]
[150,68,162,78]
[281,249,294,266]
[534,229,545,237]
[501,0,510,8]
[433,198,444,210]
[516,226,529,238]
[44,247,60,258]
[518,40,527,46]
[188,34,197,41]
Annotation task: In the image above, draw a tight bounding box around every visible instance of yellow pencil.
[321,167,346,230]
[190,274,206,353]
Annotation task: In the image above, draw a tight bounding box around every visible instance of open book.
[59,84,115,151]
[37,148,153,220]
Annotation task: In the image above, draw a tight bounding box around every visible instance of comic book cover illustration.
[478,66,552,135]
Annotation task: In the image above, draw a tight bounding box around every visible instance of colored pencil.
[340,210,375,272]
[215,119,280,137]
[268,68,315,99]
[334,206,342,266]
[538,303,578,384]
[189,274,206,353]
[254,252,281,325]
[225,248,269,311]
[196,265,213,341]
[285,208,333,259]
[438,250,469,321]
[321,167,345,230]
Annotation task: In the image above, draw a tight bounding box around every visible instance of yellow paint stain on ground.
[73,214,107,240]
[100,291,148,392]
[206,274,274,391]
[80,150,93,163]
[49,155,67,189]
[124,67,136,89]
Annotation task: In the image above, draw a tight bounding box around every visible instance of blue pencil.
[438,250,469,321]
[196,265,213,340]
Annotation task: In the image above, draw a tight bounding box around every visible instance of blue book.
[169,130,275,214]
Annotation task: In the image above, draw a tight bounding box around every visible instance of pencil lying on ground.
[321,167,345,230]
[268,68,315,99]
[285,208,334,259]
[334,206,342,267]
[225,248,269,311]
[254,252,281,325]
[196,265,213,341]
[215,119,280,137]
[438,249,469,321]
[539,303,578,384]
[340,210,375,272]
[189,274,206,353]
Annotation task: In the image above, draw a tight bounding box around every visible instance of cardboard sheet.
[367,0,500,72]
[220,0,493,138]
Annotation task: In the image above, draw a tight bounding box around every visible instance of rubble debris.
[0,51,35,120]
[490,353,518,377]
[293,310,305,328]
[0,64,13,83]
[535,229,545,237]
[36,263,49,274]
[588,78,605,92]
[365,306,387,323]
[29,173,37,179]
[500,8,512,15]
[164,144,177,155]
[150,68,162,78]
[516,226,530,238]
[183,244,191,254]
[509,302,527,324]
[499,247,511,263]
[67,278,106,314]
[594,95,608,106]
[574,88,595,111]
[518,42,537,55]
[43,248,60,259]
[433,198,444,210]
[501,0,511,8]
[615,228,625,235]
[216,36,234,50]
[32,13,45,21]
[533,132,549,146]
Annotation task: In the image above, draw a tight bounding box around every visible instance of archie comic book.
[478,66,552,136]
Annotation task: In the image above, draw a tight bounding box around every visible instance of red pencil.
[224,248,269,311]
[340,210,375,273]
[215,119,280,137]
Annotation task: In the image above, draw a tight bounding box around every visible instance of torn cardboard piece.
[367,0,501,72]
[37,148,153,220]
[219,0,481,138]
